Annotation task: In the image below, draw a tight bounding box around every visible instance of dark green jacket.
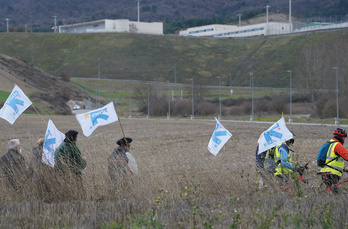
[55,139,87,176]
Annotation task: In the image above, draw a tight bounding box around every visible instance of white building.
[179,22,291,38]
[59,19,163,35]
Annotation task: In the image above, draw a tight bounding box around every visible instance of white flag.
[76,102,118,137]
[208,118,232,156]
[42,119,65,168]
[0,85,32,125]
[257,117,294,154]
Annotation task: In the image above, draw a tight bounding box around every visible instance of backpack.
[264,147,277,172]
[317,141,336,167]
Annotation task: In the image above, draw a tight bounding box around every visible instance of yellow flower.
[219,211,222,214]
[264,185,267,188]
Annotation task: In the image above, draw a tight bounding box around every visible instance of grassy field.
[0,114,347,228]
[0,31,347,88]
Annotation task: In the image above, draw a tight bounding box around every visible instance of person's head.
[333,128,347,144]
[8,139,21,153]
[65,130,79,143]
[286,130,295,145]
[37,138,44,146]
[117,137,132,149]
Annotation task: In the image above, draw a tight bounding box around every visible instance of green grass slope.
[0,30,347,88]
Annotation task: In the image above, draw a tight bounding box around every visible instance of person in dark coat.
[108,137,134,193]
[0,139,31,193]
[55,130,87,199]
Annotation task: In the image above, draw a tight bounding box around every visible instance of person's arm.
[72,145,87,169]
[279,147,295,170]
[334,143,348,161]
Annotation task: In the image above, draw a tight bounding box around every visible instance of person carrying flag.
[108,137,134,194]
[273,131,297,184]
[55,130,87,198]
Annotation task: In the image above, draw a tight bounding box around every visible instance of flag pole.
[31,103,48,126]
[113,101,129,147]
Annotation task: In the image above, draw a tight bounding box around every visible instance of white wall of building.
[180,22,291,38]
[131,21,163,34]
[59,19,163,35]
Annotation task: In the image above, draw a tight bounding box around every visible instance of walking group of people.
[0,130,136,201]
[256,128,348,194]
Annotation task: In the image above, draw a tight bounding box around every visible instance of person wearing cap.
[55,130,87,194]
[0,139,31,192]
[108,137,134,192]
[319,128,348,193]
[273,131,297,184]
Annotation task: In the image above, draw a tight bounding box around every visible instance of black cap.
[117,137,132,146]
[65,130,78,142]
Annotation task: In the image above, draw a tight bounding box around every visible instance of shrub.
[59,72,70,82]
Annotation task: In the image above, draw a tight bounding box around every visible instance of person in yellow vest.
[273,133,296,184]
[320,128,348,193]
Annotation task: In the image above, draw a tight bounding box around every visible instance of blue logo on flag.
[6,91,24,114]
[263,123,283,146]
[212,122,228,147]
[90,108,109,128]
[44,130,56,157]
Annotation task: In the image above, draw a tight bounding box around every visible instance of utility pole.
[289,0,292,32]
[250,73,254,121]
[266,5,270,23]
[174,64,177,84]
[53,16,57,33]
[5,18,10,33]
[237,14,242,27]
[190,79,194,120]
[217,76,221,120]
[167,81,171,119]
[287,70,292,123]
[334,67,339,125]
[136,0,141,22]
[98,58,100,79]
[147,84,150,119]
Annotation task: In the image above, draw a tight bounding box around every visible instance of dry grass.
[0,114,347,228]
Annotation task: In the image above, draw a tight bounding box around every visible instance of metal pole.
[217,76,221,119]
[6,18,9,33]
[167,81,170,119]
[251,73,254,121]
[334,67,339,124]
[266,5,269,23]
[147,84,150,119]
[53,16,57,33]
[287,70,292,122]
[98,58,100,79]
[174,64,177,84]
[95,84,97,108]
[191,79,194,119]
[129,88,132,118]
[237,14,242,27]
[229,73,232,87]
[136,0,140,22]
[289,0,292,32]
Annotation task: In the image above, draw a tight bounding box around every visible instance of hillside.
[0,30,348,90]
[0,0,343,32]
[0,54,91,114]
